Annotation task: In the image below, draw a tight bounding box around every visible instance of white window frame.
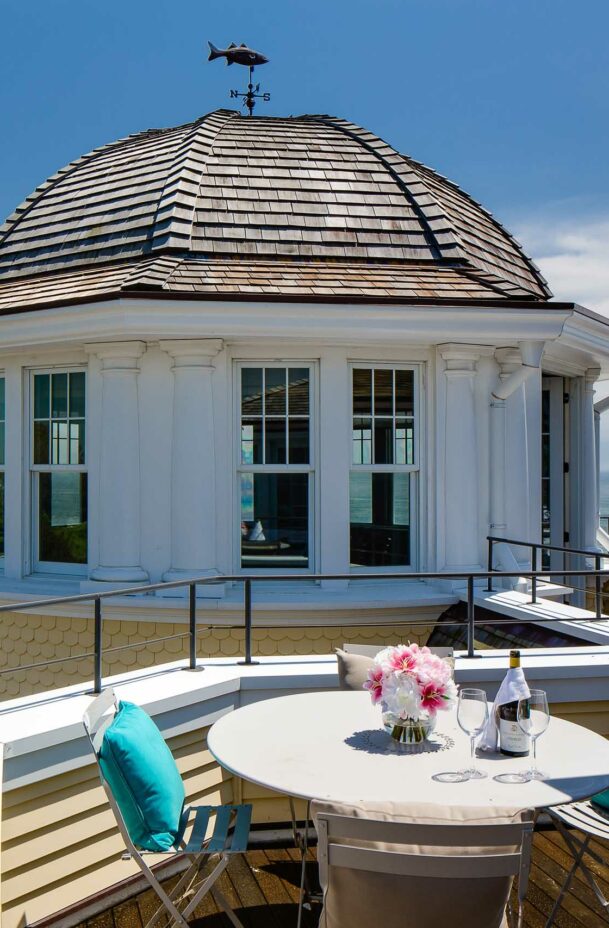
[234,360,318,574]
[349,362,421,573]
[28,367,88,577]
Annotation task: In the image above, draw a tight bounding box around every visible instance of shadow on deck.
[78,828,609,928]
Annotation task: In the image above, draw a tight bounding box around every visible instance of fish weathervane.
[207,41,270,116]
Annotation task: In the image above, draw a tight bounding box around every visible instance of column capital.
[585,367,602,390]
[84,341,147,368]
[438,343,492,371]
[159,339,223,367]
[495,346,521,370]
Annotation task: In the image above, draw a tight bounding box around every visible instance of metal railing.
[486,535,606,618]
[1,561,609,697]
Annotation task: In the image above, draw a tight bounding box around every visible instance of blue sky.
[1,0,609,310]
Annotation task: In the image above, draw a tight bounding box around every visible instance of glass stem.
[532,736,537,772]
[470,734,476,769]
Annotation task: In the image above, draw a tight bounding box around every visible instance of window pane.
[241,420,263,464]
[374,369,393,416]
[264,368,286,415]
[34,421,50,465]
[265,419,287,464]
[289,418,309,464]
[51,373,68,418]
[0,472,4,557]
[353,369,372,415]
[34,374,50,419]
[242,368,263,416]
[69,372,86,418]
[352,418,372,465]
[396,419,414,465]
[0,422,4,467]
[51,421,69,465]
[241,473,308,568]
[396,370,414,417]
[289,368,309,415]
[0,378,5,421]
[38,472,87,564]
[70,420,86,465]
[350,472,410,567]
[374,419,393,464]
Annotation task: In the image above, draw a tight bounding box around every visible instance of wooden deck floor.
[79,828,609,928]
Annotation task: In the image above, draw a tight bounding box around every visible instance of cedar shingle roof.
[0,109,551,310]
[0,257,543,314]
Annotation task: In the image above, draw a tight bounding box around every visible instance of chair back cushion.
[99,701,185,852]
[592,788,609,811]
[336,646,454,691]
[312,799,527,928]
[336,649,375,690]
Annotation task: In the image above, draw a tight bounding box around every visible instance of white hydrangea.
[381,671,422,720]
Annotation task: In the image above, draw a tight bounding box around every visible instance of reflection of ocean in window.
[349,472,372,523]
[240,473,254,521]
[50,472,83,527]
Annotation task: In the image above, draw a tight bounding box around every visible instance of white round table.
[208,691,609,810]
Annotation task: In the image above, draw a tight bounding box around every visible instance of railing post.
[93,597,102,695]
[596,555,602,620]
[238,578,258,666]
[486,538,494,592]
[466,575,476,658]
[189,583,197,669]
[531,546,538,605]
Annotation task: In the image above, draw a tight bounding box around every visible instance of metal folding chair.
[544,801,609,927]
[83,688,252,928]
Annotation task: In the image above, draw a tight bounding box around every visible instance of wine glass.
[431,688,488,784]
[518,689,550,781]
[457,688,489,780]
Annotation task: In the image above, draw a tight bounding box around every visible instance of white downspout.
[490,341,545,590]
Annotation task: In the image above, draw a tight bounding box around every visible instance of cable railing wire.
[0,536,607,694]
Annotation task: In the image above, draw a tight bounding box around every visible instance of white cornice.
[0,298,575,354]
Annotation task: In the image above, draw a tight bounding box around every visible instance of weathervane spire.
[207,41,271,116]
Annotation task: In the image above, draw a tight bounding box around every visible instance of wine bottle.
[498,650,530,757]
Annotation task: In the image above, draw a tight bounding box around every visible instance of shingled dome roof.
[0,109,551,309]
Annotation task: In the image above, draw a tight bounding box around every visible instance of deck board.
[78,829,609,928]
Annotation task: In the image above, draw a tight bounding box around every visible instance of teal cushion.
[99,701,185,852]
[591,788,609,812]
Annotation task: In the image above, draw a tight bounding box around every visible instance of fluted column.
[86,342,148,582]
[440,345,481,570]
[583,367,601,551]
[160,340,223,584]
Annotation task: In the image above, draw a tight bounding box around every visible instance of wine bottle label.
[499,718,528,753]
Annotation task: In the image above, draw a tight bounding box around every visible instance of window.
[0,377,4,560]
[31,371,87,572]
[350,366,418,567]
[238,365,312,569]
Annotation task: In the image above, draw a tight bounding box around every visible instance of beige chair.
[337,643,454,691]
[312,800,534,928]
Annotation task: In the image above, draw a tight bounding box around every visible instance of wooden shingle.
[0,109,551,305]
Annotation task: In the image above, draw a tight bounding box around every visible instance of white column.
[583,367,601,551]
[160,340,223,585]
[440,345,481,570]
[491,348,531,548]
[86,342,148,582]
[319,348,350,589]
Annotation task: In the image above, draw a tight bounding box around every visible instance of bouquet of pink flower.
[364,644,457,742]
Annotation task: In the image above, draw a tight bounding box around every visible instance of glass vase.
[382,711,436,744]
